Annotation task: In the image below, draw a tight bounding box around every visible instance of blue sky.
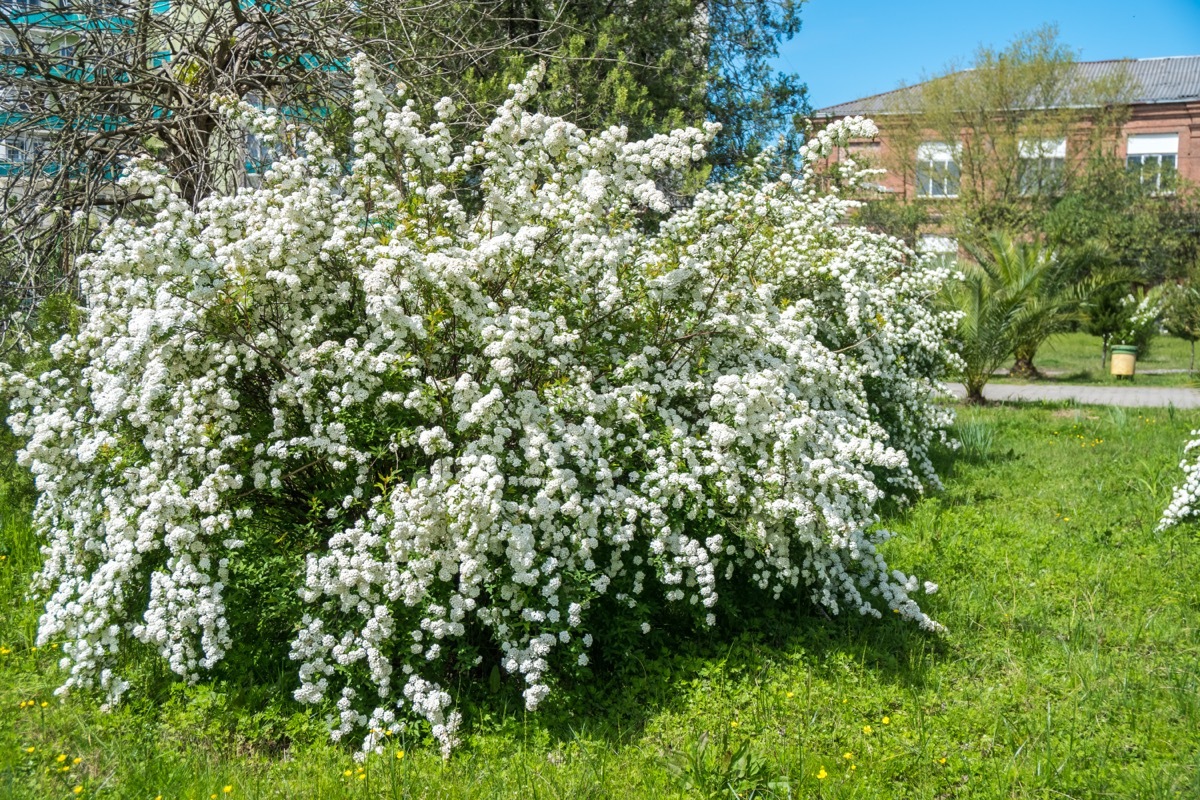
[774,0,1200,111]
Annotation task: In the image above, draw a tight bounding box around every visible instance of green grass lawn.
[2,405,1200,798]
[993,332,1199,387]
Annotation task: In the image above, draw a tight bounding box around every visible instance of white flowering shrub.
[1161,436,1200,530]
[1114,289,1163,353]
[1,59,957,756]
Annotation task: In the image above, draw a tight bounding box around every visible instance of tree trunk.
[1010,356,1041,380]
[964,378,988,405]
[1191,340,1195,373]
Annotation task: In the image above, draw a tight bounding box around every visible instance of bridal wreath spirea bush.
[1160,434,1200,529]
[2,58,957,755]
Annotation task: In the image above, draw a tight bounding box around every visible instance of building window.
[0,134,45,166]
[1018,138,1066,196]
[1126,133,1178,193]
[918,235,958,267]
[0,137,29,164]
[916,142,959,198]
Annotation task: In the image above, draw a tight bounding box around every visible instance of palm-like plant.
[944,233,1110,403]
[974,235,1109,379]
[943,250,1026,404]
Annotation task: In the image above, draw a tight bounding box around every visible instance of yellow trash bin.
[1110,345,1137,377]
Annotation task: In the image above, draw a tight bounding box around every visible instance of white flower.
[0,57,956,757]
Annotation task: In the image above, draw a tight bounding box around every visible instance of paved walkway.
[993,368,1190,377]
[945,382,1200,408]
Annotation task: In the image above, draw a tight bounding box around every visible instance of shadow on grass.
[455,456,993,750]
[504,587,950,750]
[95,583,950,763]
[1050,369,1093,383]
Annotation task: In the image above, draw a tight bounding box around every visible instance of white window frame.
[1126,133,1179,193]
[915,142,960,198]
[0,136,28,163]
[1017,138,1067,196]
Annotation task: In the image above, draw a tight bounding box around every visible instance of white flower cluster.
[1115,291,1162,346]
[1,58,957,756]
[1160,433,1200,530]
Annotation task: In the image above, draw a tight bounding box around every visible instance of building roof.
[814,55,1200,117]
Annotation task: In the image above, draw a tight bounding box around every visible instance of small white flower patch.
[1161,433,1200,530]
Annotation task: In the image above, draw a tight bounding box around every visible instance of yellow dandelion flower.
[881,716,890,725]
[357,774,366,781]
[343,769,353,777]
[786,692,794,699]
[850,764,857,771]
[73,758,81,765]
[843,752,853,760]
[57,754,67,763]
[862,725,872,735]
[730,721,739,728]
[396,750,405,760]
[40,702,48,708]
[223,786,233,794]
[816,767,828,780]
[939,757,947,764]
[842,698,848,704]
[73,787,83,795]
[24,746,34,753]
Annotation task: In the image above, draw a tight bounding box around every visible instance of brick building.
[813,55,1200,254]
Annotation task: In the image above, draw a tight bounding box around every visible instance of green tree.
[1161,280,1200,372]
[445,0,810,174]
[878,25,1134,242]
[1043,155,1200,285]
[1081,285,1131,371]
